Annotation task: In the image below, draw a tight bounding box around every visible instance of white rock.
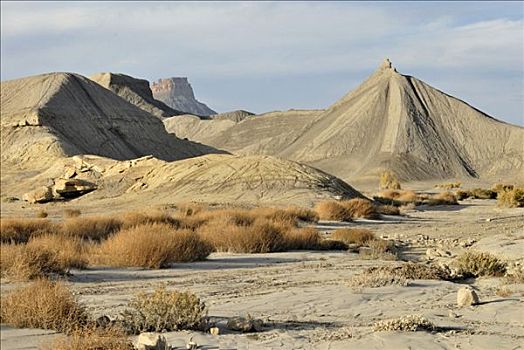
[457,287,479,307]
[136,333,169,350]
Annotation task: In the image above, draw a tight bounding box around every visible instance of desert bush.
[456,188,497,200]
[176,203,208,217]
[426,192,458,206]
[0,279,88,333]
[282,227,323,250]
[44,325,133,350]
[121,287,207,334]
[198,221,285,253]
[282,206,320,223]
[28,234,87,270]
[434,182,461,190]
[64,209,82,218]
[373,315,434,332]
[120,211,180,229]
[365,263,451,280]
[331,228,376,245]
[314,201,352,221]
[61,216,122,241]
[98,223,211,268]
[0,218,56,243]
[1,244,66,280]
[340,198,380,219]
[497,188,524,208]
[376,204,400,215]
[454,251,506,277]
[379,170,401,190]
[36,210,49,218]
[376,190,417,204]
[347,270,408,289]
[359,239,397,260]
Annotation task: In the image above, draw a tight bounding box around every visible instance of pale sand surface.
[1,200,523,350]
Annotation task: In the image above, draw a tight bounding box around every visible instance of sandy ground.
[1,199,523,350]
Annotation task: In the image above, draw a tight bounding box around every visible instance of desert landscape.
[1,2,523,350]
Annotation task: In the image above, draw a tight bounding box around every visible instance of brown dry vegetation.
[331,228,376,245]
[340,198,380,219]
[375,190,457,206]
[455,188,497,200]
[434,182,461,190]
[314,201,353,221]
[454,251,507,277]
[497,188,524,208]
[97,223,212,268]
[61,216,122,241]
[379,170,401,190]
[359,239,398,260]
[0,279,88,333]
[63,209,82,218]
[366,263,451,280]
[0,218,55,243]
[44,326,133,350]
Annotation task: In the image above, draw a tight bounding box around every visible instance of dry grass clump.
[348,270,408,289]
[27,234,88,270]
[366,263,451,281]
[331,228,375,245]
[120,211,180,229]
[314,201,352,221]
[492,183,514,193]
[97,223,211,268]
[282,227,323,250]
[379,170,401,190]
[497,188,524,208]
[121,286,207,334]
[0,279,88,333]
[281,206,319,223]
[44,325,133,350]
[176,203,208,217]
[1,243,67,280]
[0,218,56,243]
[373,315,434,332]
[198,221,285,253]
[340,198,380,219]
[61,216,122,241]
[435,182,461,190]
[376,204,400,215]
[456,188,497,200]
[64,209,82,218]
[359,239,398,260]
[426,192,458,205]
[454,251,506,277]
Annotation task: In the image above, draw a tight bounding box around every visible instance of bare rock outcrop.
[151,77,216,117]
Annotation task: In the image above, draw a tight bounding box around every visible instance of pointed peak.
[378,58,398,73]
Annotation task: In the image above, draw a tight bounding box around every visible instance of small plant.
[282,227,323,250]
[331,228,376,245]
[496,286,513,298]
[373,314,434,332]
[61,216,122,241]
[454,251,506,277]
[340,198,379,219]
[492,183,514,193]
[434,182,461,190]
[43,325,133,350]
[98,223,211,268]
[36,210,49,218]
[497,188,524,208]
[121,286,207,334]
[1,243,65,280]
[359,239,397,260]
[63,209,82,218]
[121,211,180,229]
[376,205,400,215]
[0,279,88,333]
[426,192,458,206]
[456,188,497,200]
[348,270,407,289]
[314,201,352,221]
[0,218,56,243]
[379,171,401,190]
[366,263,451,280]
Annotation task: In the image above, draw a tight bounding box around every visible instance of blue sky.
[1,1,523,125]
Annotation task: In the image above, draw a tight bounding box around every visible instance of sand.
[1,199,522,350]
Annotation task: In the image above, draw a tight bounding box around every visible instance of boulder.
[135,333,169,350]
[226,316,264,332]
[22,186,54,204]
[457,286,479,307]
[53,178,97,198]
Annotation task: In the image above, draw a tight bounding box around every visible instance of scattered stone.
[209,327,220,336]
[457,286,479,307]
[136,333,169,350]
[63,166,77,179]
[186,336,197,350]
[53,178,97,198]
[22,186,54,204]
[226,316,264,332]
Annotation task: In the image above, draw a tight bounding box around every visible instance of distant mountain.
[0,72,219,169]
[167,59,524,182]
[151,77,216,117]
[90,72,183,118]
